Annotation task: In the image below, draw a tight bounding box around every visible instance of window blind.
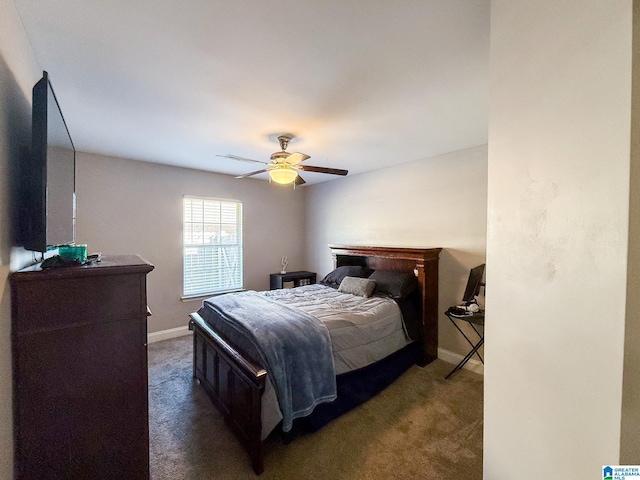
[183,196,243,297]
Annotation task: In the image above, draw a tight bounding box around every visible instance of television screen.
[22,71,76,252]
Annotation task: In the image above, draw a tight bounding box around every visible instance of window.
[183,196,243,297]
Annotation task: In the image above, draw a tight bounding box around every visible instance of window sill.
[181,288,245,303]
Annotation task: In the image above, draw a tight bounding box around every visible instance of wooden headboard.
[328,244,442,366]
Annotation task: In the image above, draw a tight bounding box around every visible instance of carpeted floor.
[148,335,483,480]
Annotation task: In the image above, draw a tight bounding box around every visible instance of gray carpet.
[148,335,483,480]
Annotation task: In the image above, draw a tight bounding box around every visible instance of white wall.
[0,0,42,476]
[76,152,308,333]
[305,145,488,361]
[485,1,633,477]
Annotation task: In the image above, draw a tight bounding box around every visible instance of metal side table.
[444,310,484,379]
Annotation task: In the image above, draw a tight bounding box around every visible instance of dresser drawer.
[13,272,148,334]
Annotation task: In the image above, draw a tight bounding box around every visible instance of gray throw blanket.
[203,291,337,432]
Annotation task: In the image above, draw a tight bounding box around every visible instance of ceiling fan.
[217,135,348,186]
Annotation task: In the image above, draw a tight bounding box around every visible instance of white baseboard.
[438,347,484,375]
[148,325,192,344]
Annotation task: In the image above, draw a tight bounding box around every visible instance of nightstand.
[270,271,317,290]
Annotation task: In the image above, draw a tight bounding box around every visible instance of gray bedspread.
[202,291,337,432]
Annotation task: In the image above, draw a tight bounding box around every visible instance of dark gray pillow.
[320,265,375,289]
[338,276,377,297]
[368,270,418,300]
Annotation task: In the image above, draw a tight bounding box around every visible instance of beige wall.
[0,59,21,480]
[486,1,634,477]
[621,0,640,463]
[0,0,42,476]
[76,152,308,333]
[304,145,488,361]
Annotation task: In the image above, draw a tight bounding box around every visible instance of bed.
[188,244,441,474]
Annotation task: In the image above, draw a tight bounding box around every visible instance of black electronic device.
[20,71,76,252]
[462,263,485,302]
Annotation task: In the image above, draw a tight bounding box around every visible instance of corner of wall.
[620,0,640,463]
[0,1,43,476]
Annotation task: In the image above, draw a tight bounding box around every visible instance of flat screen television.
[21,71,76,253]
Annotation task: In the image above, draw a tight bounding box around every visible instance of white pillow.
[338,276,376,297]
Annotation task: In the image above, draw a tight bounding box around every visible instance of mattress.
[263,284,410,373]
[197,283,410,438]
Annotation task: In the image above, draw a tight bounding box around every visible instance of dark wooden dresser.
[10,255,154,480]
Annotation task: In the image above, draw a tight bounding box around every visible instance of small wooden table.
[269,270,317,290]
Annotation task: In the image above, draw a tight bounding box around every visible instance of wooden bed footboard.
[189,312,267,475]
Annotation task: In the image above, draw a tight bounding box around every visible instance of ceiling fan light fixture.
[220,133,347,185]
[269,167,298,185]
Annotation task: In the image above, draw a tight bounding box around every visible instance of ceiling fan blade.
[285,152,311,165]
[235,169,268,179]
[217,154,269,165]
[299,165,348,176]
[295,174,306,185]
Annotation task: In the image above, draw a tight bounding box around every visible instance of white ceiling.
[14,0,490,185]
